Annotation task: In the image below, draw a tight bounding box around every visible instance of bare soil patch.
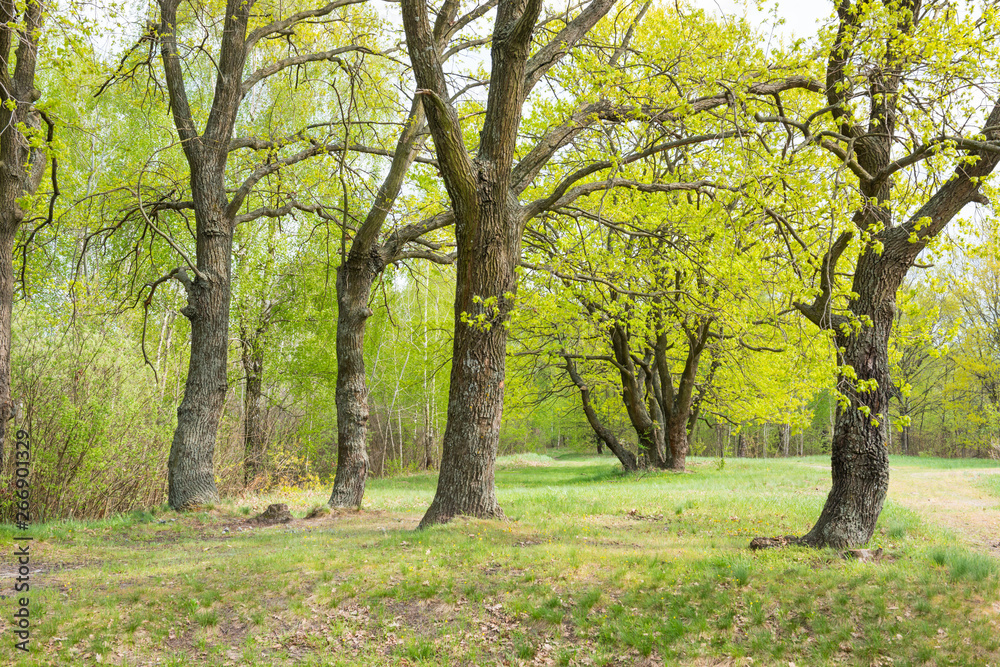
[889,465,1000,555]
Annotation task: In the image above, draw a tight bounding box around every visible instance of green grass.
[3,454,999,665]
[978,471,1000,500]
[887,454,1000,469]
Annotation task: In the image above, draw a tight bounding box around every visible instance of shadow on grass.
[496,464,624,488]
[366,459,625,493]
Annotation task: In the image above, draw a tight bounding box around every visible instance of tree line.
[1,0,999,548]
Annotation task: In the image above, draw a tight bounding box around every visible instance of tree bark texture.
[167,188,232,508]
[160,0,249,509]
[0,225,15,453]
[325,0,617,519]
[800,253,898,547]
[402,0,544,527]
[418,228,516,526]
[240,326,266,485]
[329,258,375,507]
[0,0,44,458]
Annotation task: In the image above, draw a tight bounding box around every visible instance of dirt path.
[888,465,1000,555]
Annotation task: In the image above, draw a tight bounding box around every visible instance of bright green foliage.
[7,0,1000,523]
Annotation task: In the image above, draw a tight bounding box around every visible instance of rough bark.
[0,0,45,458]
[403,0,544,527]
[799,252,898,546]
[0,225,15,452]
[328,258,375,507]
[160,0,246,509]
[327,0,631,511]
[240,324,266,485]
[659,323,711,471]
[157,0,363,508]
[167,184,232,508]
[607,323,661,467]
[419,226,516,525]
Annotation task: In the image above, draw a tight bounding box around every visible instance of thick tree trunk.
[417,197,519,527]
[800,253,897,548]
[781,424,791,457]
[241,333,266,485]
[0,0,43,466]
[660,325,709,471]
[167,228,231,508]
[329,258,375,507]
[737,432,746,458]
[664,414,687,471]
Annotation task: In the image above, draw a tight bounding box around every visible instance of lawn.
[2,453,999,666]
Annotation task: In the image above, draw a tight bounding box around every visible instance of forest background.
[1,0,999,527]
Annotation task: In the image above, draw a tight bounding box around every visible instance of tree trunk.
[781,423,791,457]
[328,258,375,508]
[161,0,251,510]
[167,222,231,509]
[241,331,266,485]
[737,432,746,458]
[421,278,435,470]
[0,8,44,461]
[900,397,910,455]
[664,414,688,471]
[401,0,591,527]
[0,224,15,454]
[800,253,896,548]
[565,357,638,470]
[417,198,519,527]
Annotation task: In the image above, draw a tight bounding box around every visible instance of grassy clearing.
[977,472,1000,500]
[885,455,1000,470]
[3,454,999,666]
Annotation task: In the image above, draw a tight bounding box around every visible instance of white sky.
[694,0,833,39]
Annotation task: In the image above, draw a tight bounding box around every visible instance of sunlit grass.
[978,471,1000,500]
[3,453,998,665]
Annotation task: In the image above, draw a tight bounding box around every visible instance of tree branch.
[794,230,852,330]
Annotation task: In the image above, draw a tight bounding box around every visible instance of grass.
[978,471,1000,500]
[2,454,999,665]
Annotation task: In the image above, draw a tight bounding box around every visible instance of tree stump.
[248,503,293,526]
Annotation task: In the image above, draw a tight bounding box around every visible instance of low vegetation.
[6,454,999,666]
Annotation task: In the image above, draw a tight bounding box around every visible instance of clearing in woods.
[886,462,1000,555]
[2,453,1000,666]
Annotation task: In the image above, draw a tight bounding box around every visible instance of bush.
[0,313,171,522]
